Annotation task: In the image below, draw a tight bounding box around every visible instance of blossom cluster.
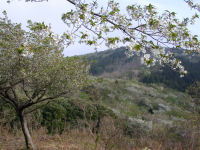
[61,0,200,74]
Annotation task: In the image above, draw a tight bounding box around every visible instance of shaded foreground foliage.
[0,79,200,150]
[0,99,200,150]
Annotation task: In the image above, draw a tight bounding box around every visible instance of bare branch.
[24,101,50,115]
[19,91,69,111]
[22,79,32,101]
[10,86,18,103]
[0,93,17,109]
[0,79,23,91]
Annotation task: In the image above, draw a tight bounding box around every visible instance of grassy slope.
[91,78,194,128]
[0,78,199,150]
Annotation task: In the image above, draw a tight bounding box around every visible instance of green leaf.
[80,32,88,39]
[123,37,131,42]
[79,14,85,20]
[134,44,142,51]
[145,59,154,65]
[87,40,96,45]
[64,33,71,40]
[171,12,176,16]
[15,45,24,54]
[108,37,120,44]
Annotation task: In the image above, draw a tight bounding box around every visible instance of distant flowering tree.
[0,12,89,150]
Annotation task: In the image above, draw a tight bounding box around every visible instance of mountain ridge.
[85,47,200,91]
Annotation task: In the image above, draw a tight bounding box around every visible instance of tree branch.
[0,79,23,91]
[24,101,50,115]
[22,79,32,101]
[66,0,136,40]
[19,91,69,111]
[10,86,18,103]
[0,93,17,109]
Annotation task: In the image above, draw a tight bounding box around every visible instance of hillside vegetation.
[1,44,200,149]
[87,47,200,91]
[1,77,200,150]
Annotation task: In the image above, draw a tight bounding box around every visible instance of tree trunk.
[19,112,37,150]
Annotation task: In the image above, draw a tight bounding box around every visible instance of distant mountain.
[85,47,200,91]
[86,47,146,79]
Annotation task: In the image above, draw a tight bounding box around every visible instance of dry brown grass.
[0,116,200,150]
[0,126,103,150]
[0,127,199,150]
[0,127,99,150]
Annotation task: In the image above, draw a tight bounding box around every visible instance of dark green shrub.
[85,104,116,121]
[41,99,116,134]
[0,100,19,131]
[42,102,66,134]
[61,100,84,126]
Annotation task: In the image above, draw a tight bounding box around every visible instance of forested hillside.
[88,47,144,79]
[87,47,200,91]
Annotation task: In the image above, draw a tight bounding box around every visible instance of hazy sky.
[0,0,199,56]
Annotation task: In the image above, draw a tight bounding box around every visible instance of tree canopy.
[0,11,89,149]
[10,0,199,75]
[60,0,200,75]
[0,11,88,110]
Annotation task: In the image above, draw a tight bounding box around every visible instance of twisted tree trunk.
[19,111,37,150]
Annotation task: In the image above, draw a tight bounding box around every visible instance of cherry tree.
[0,12,89,150]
